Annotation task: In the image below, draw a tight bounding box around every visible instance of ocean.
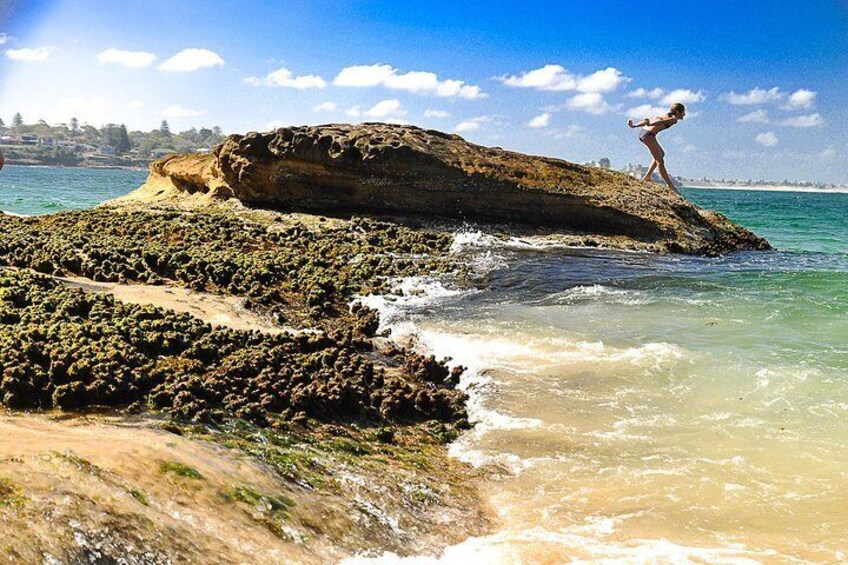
[0,165,147,215]
[354,188,848,563]
[2,166,847,563]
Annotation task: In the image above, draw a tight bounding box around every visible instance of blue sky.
[1,0,846,183]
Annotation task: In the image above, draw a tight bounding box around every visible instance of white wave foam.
[340,525,780,564]
[544,284,650,306]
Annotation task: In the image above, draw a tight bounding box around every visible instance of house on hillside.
[20,135,38,145]
[149,148,176,158]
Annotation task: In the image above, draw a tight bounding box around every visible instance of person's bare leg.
[656,159,678,193]
[643,159,657,181]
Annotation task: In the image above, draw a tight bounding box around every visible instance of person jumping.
[628,102,686,192]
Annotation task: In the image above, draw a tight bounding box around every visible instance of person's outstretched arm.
[627,118,650,128]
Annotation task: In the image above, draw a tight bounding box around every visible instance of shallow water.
[352,189,848,563]
[0,165,145,214]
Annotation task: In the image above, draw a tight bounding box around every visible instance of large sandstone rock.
[119,123,770,255]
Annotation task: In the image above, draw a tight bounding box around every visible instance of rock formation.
[118,123,770,255]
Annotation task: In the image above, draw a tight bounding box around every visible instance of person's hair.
[670,103,686,118]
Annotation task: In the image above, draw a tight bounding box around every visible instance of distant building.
[20,134,38,146]
[97,144,117,155]
[149,148,176,158]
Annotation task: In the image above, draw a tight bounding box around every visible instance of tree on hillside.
[12,113,23,128]
[0,118,5,132]
[160,120,171,137]
[70,117,79,134]
[101,123,132,154]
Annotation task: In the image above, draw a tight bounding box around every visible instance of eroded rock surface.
[119,123,770,255]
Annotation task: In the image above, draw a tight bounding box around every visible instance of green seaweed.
[158,461,204,480]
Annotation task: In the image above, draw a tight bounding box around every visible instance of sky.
[0,0,846,183]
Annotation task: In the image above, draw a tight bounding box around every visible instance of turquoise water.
[683,187,848,255]
[0,165,146,215]
[352,188,847,563]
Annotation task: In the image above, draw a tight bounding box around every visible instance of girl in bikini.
[628,102,686,192]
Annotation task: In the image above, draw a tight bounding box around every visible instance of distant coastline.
[685,184,848,194]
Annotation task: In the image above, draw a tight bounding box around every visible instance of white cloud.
[576,67,629,93]
[0,34,8,46]
[345,107,361,118]
[779,113,824,128]
[163,105,203,118]
[567,92,616,115]
[312,101,337,112]
[755,131,778,147]
[628,87,664,99]
[722,87,782,105]
[159,48,224,72]
[528,112,551,128]
[625,104,668,119]
[543,124,582,140]
[786,89,816,109]
[660,88,705,105]
[334,64,485,100]
[737,109,769,123]
[97,48,156,68]
[245,67,326,89]
[500,64,628,93]
[128,100,144,109]
[5,46,55,61]
[334,64,395,86]
[818,146,837,161]
[363,99,406,119]
[424,109,450,119]
[454,115,495,133]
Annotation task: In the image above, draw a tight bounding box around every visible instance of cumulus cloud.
[722,87,782,105]
[500,64,628,93]
[163,105,203,118]
[755,131,778,147]
[159,48,224,72]
[5,46,55,61]
[454,115,497,133]
[786,89,816,109]
[660,88,705,105]
[628,87,664,99]
[246,67,326,89]
[0,34,8,46]
[363,99,407,119]
[779,113,824,128]
[527,113,551,128]
[625,104,669,119]
[567,92,617,115]
[312,101,337,112]
[97,48,156,68]
[334,64,484,100]
[345,107,361,118]
[737,109,769,123]
[424,109,450,119]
